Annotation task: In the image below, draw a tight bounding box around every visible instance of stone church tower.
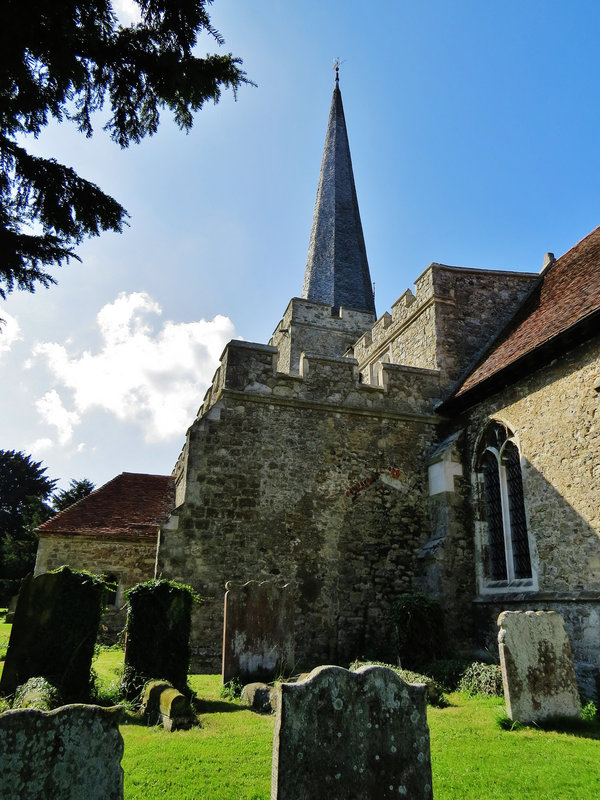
[156,75,535,671]
[37,72,600,695]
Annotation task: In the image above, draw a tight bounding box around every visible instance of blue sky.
[2,0,600,490]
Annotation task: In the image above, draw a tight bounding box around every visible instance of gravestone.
[271,664,433,800]
[121,580,194,700]
[241,681,279,714]
[0,567,104,702]
[0,704,123,799]
[222,580,294,684]
[498,610,581,723]
[140,680,195,731]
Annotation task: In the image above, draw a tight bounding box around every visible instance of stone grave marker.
[271,664,433,800]
[222,580,294,684]
[0,566,104,702]
[0,704,123,799]
[121,580,194,700]
[140,679,195,731]
[498,610,581,723]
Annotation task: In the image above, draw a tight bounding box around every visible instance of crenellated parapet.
[270,297,375,375]
[351,263,538,393]
[197,339,441,421]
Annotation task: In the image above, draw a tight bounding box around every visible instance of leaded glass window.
[478,423,533,585]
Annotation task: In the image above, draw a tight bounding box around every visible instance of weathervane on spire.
[333,57,344,83]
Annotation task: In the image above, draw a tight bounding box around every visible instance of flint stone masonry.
[35,534,157,635]
[353,264,537,392]
[223,580,294,684]
[498,611,581,723]
[460,336,600,694]
[271,664,433,800]
[270,298,375,374]
[0,704,123,800]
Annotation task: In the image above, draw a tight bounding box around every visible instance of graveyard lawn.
[119,677,600,800]
[2,637,600,799]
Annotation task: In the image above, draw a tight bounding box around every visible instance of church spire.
[301,70,375,315]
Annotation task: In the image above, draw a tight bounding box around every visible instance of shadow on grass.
[497,712,600,740]
[192,698,247,714]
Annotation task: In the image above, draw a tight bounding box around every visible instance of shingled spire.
[302,68,375,315]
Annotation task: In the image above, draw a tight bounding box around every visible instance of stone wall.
[270,297,375,374]
[34,534,158,634]
[456,334,600,694]
[352,265,538,393]
[158,342,444,671]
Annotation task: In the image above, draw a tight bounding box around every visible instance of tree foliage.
[51,477,95,513]
[0,450,56,592]
[0,0,252,297]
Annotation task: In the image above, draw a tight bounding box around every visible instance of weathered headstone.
[0,704,123,799]
[0,567,104,702]
[222,580,294,685]
[241,681,279,714]
[121,580,194,700]
[140,679,195,731]
[498,610,581,723]
[271,664,433,800]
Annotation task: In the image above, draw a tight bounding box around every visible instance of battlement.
[270,297,376,374]
[352,263,538,391]
[197,339,440,420]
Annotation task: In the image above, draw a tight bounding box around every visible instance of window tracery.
[477,422,533,588]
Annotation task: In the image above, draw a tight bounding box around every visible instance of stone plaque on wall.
[271,664,433,800]
[498,610,581,723]
[222,580,294,684]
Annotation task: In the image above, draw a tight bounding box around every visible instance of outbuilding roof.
[37,472,175,540]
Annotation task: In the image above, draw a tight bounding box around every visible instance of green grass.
[123,675,273,800]
[5,642,600,798]
[428,694,600,799]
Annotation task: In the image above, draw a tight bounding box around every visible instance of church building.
[36,73,600,695]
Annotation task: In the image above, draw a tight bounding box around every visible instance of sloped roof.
[301,72,375,315]
[447,225,600,407]
[37,472,175,540]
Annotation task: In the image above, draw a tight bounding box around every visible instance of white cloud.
[28,438,54,454]
[33,291,236,443]
[0,309,22,354]
[36,389,81,446]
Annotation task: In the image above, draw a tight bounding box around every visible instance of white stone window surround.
[474,422,538,596]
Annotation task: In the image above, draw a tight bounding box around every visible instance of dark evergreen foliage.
[0,0,252,296]
[0,450,56,600]
[51,477,95,512]
[121,579,198,700]
[389,592,446,669]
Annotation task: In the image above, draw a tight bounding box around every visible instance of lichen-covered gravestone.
[0,704,123,799]
[271,664,433,800]
[121,580,195,700]
[222,580,294,684]
[498,610,581,723]
[0,566,104,702]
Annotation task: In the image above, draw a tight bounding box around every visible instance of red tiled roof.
[37,472,175,539]
[452,225,600,402]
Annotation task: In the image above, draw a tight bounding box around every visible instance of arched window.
[477,423,533,586]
